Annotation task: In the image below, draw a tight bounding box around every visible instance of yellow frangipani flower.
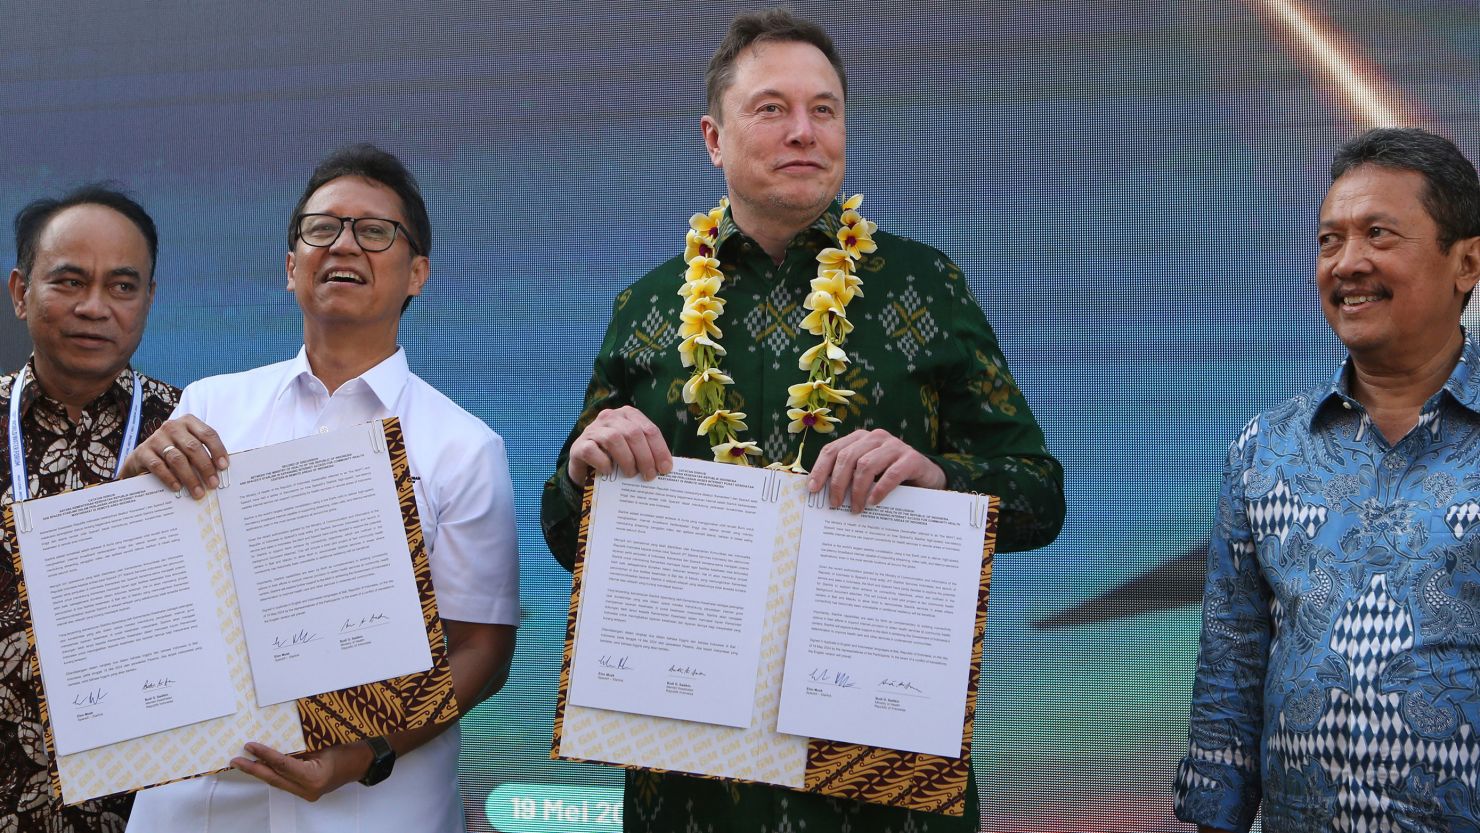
[679,306,722,339]
[711,440,761,464]
[798,340,848,374]
[837,222,878,260]
[683,367,733,404]
[683,293,725,317]
[786,379,855,408]
[816,247,852,270]
[810,269,863,304]
[690,210,719,236]
[679,274,723,299]
[697,409,748,436]
[786,406,840,434]
[799,297,851,336]
[678,333,726,367]
[684,229,714,262]
[840,208,862,227]
[799,305,830,336]
[841,193,864,211]
[685,256,723,283]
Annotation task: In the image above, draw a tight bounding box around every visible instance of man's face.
[1317,165,1480,363]
[8,204,154,394]
[286,175,427,328]
[702,40,846,228]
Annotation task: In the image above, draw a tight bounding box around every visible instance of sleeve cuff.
[1172,756,1260,832]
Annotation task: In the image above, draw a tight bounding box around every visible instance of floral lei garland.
[678,194,877,472]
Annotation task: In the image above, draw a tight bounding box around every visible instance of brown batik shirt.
[0,360,178,833]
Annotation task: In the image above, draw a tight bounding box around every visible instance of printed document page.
[567,458,782,728]
[217,421,433,706]
[13,478,237,755]
[776,485,987,757]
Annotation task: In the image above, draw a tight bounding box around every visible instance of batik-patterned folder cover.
[2,417,458,804]
[552,473,998,816]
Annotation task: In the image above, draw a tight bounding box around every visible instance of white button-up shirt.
[127,347,519,833]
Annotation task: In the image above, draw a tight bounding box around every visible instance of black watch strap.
[358,735,396,786]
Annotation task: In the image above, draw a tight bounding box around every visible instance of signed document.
[776,487,987,757]
[12,478,238,755]
[218,421,433,706]
[567,458,780,728]
[556,457,997,814]
[5,418,449,804]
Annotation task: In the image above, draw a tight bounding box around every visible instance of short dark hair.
[288,143,431,256]
[1331,127,1480,253]
[13,183,159,283]
[706,8,847,120]
[289,144,430,313]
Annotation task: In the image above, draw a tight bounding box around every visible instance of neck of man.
[303,322,399,396]
[28,354,118,421]
[728,199,819,265]
[1349,326,1466,444]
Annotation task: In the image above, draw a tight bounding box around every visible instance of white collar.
[275,346,410,410]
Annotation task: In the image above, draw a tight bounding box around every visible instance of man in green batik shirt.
[541,9,1065,833]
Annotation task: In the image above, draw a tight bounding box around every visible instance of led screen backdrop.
[3,2,1479,830]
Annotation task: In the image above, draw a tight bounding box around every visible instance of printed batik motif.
[1176,336,1480,832]
[0,365,177,832]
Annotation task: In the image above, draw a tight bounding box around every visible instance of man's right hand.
[567,406,672,484]
[120,416,230,499]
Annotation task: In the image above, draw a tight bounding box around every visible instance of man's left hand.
[231,740,374,802]
[807,428,946,512]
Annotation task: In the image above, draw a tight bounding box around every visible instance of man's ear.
[9,268,27,320]
[285,251,297,292]
[407,255,429,298]
[701,114,723,169]
[1455,235,1480,299]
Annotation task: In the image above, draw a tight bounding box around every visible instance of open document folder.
[2,418,457,804]
[553,457,998,816]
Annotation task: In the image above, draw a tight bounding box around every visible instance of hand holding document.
[557,457,997,815]
[4,419,452,804]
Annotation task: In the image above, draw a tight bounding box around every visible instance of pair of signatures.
[596,655,710,678]
[808,668,925,694]
[271,612,389,650]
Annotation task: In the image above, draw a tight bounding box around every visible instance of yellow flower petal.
[842,193,864,211]
[698,409,748,436]
[711,440,761,463]
[685,256,722,283]
[786,407,839,434]
[816,247,852,269]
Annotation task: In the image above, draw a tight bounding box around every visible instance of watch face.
[360,737,395,786]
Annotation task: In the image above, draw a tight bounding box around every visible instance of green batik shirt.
[541,204,1065,833]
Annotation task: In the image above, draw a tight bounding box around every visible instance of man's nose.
[73,284,111,319]
[1330,239,1372,279]
[785,110,817,146]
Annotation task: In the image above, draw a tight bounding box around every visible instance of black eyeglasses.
[295,214,423,254]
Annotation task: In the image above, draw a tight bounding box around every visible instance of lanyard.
[7,364,143,503]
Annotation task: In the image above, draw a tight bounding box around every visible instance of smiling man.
[1176,128,1480,830]
[1,185,178,833]
[120,145,519,833]
[541,9,1063,833]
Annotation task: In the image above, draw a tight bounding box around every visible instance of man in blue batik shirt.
[1175,127,1480,832]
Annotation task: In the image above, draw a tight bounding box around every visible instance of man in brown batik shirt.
[0,185,178,832]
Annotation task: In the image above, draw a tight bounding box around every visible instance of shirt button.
[1342,401,1352,410]
[318,426,330,434]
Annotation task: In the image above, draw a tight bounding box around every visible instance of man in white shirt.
[119,144,519,833]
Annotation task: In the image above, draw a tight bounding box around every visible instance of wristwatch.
[358,736,396,786]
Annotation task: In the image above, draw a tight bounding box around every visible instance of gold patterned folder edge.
[551,474,999,816]
[2,416,457,803]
